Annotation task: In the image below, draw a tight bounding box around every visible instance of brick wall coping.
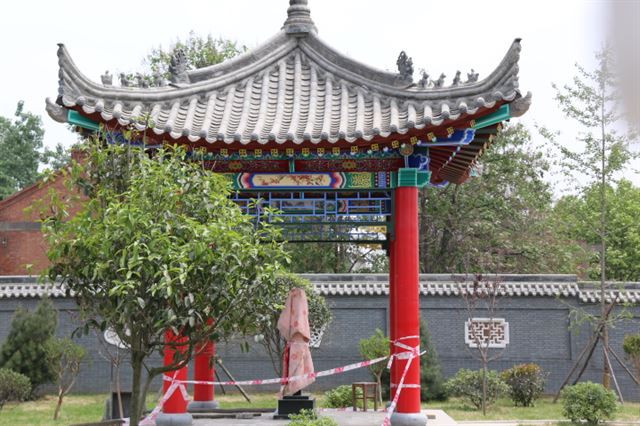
[0,274,638,304]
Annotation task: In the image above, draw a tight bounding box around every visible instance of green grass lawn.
[0,394,107,426]
[426,396,640,422]
[0,393,638,425]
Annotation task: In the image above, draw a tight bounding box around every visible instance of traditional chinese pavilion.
[47,1,530,424]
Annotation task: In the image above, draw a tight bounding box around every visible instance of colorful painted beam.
[224,169,432,190]
[224,172,393,190]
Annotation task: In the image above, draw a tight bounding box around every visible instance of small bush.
[0,368,31,410]
[623,334,640,378]
[444,368,508,410]
[561,382,618,425]
[0,298,58,397]
[289,409,338,426]
[323,385,360,408]
[501,363,547,407]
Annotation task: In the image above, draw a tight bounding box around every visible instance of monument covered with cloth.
[46,0,530,424]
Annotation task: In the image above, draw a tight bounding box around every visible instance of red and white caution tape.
[382,336,423,426]
[130,336,423,426]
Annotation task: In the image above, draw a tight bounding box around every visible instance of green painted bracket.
[472,104,510,129]
[392,168,431,188]
[67,110,100,132]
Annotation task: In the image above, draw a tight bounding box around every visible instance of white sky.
[1,0,635,193]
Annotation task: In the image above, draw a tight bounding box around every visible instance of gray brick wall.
[0,289,638,401]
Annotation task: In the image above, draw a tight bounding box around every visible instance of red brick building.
[0,173,73,275]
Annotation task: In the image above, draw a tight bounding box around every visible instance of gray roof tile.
[49,18,527,145]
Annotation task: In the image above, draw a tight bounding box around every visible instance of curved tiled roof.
[1,275,638,304]
[48,2,528,146]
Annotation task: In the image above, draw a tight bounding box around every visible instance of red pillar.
[188,340,219,411]
[389,227,398,401]
[390,184,425,425]
[157,330,192,426]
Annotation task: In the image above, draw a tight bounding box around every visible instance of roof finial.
[283,0,317,35]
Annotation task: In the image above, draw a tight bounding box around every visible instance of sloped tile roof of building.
[47,1,530,146]
[4,274,637,304]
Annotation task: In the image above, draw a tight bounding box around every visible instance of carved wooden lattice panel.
[464,318,510,348]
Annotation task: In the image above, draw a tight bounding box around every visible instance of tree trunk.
[600,76,611,390]
[376,373,383,407]
[129,352,144,426]
[482,363,487,416]
[115,361,124,419]
[53,389,64,420]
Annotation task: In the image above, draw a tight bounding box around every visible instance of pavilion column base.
[391,411,428,426]
[187,400,220,412]
[156,412,193,426]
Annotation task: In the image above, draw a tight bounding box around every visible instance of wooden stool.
[351,382,378,411]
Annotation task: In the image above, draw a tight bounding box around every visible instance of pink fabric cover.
[277,287,315,395]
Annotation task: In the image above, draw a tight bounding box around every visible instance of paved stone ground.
[192,409,457,425]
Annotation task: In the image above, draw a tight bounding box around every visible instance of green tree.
[288,241,388,273]
[359,329,389,405]
[0,298,58,396]
[420,123,585,274]
[419,320,447,402]
[555,180,640,281]
[42,142,71,171]
[0,101,45,199]
[44,338,87,420]
[144,31,244,77]
[541,47,637,389]
[42,137,288,426]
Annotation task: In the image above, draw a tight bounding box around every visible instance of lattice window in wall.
[465,318,510,348]
[309,324,326,348]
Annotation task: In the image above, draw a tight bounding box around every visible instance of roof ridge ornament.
[169,48,190,85]
[396,51,414,83]
[283,0,317,35]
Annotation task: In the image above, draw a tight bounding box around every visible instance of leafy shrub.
[323,385,360,408]
[444,369,508,409]
[561,382,618,425]
[0,298,58,397]
[501,363,547,407]
[289,409,338,426]
[623,334,640,378]
[0,368,31,410]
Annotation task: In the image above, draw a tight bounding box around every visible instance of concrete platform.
[191,409,457,425]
